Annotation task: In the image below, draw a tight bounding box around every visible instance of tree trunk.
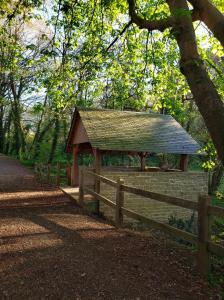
[0,104,4,152]
[33,120,54,160]
[11,98,25,155]
[48,116,60,163]
[167,0,224,163]
[32,95,47,146]
[10,78,26,156]
[32,95,49,159]
[12,99,21,154]
[209,162,224,194]
[3,111,12,154]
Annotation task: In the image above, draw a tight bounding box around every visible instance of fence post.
[115,178,124,228]
[34,163,38,179]
[94,169,100,215]
[197,194,211,277]
[56,162,61,186]
[66,164,72,186]
[37,164,41,180]
[37,164,40,180]
[47,164,51,183]
[79,169,84,206]
[40,163,44,181]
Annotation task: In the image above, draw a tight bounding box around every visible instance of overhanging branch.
[188,0,224,49]
[106,20,132,52]
[127,0,208,33]
[81,20,132,70]
[128,0,175,32]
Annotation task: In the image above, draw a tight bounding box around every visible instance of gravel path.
[0,155,222,299]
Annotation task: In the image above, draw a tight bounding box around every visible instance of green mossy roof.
[76,108,200,154]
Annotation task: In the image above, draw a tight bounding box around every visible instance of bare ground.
[0,186,223,300]
[0,155,223,299]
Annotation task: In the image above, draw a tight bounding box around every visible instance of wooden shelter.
[65,108,201,185]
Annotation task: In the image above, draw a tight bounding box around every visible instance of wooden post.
[93,148,101,189]
[66,164,71,186]
[56,162,61,186]
[41,163,44,181]
[39,164,42,180]
[47,164,51,183]
[139,153,146,171]
[40,164,42,180]
[39,163,42,181]
[115,178,124,228]
[79,169,84,206]
[34,163,39,179]
[72,145,79,186]
[179,154,188,171]
[37,164,40,180]
[198,194,211,277]
[93,148,101,215]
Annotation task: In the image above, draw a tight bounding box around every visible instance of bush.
[168,212,197,245]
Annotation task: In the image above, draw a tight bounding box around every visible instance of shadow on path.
[0,155,222,299]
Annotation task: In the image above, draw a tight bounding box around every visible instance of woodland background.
[0,0,224,204]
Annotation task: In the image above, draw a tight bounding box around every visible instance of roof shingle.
[68,108,201,154]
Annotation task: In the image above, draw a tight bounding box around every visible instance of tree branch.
[188,0,224,49]
[7,0,24,22]
[81,20,132,70]
[128,0,175,31]
[128,0,224,49]
[106,20,132,52]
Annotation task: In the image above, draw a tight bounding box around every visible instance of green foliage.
[168,213,197,234]
[0,0,223,196]
[198,140,217,171]
[213,176,224,206]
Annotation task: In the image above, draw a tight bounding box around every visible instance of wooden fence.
[79,170,224,277]
[34,163,72,186]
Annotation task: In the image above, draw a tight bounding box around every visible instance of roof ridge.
[76,107,172,117]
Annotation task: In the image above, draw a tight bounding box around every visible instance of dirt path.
[0,154,35,192]
[0,156,222,299]
[0,154,33,176]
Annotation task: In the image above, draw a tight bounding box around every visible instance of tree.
[127,0,224,163]
[0,0,223,175]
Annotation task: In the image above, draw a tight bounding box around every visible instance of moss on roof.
[69,108,201,154]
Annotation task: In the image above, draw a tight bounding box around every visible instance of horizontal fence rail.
[85,187,116,208]
[208,205,224,218]
[80,170,224,278]
[84,170,118,188]
[122,184,198,210]
[34,163,72,186]
[121,207,198,244]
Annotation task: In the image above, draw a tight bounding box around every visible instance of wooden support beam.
[93,148,101,214]
[72,145,79,186]
[139,152,147,171]
[179,154,188,171]
[79,169,84,206]
[66,164,72,186]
